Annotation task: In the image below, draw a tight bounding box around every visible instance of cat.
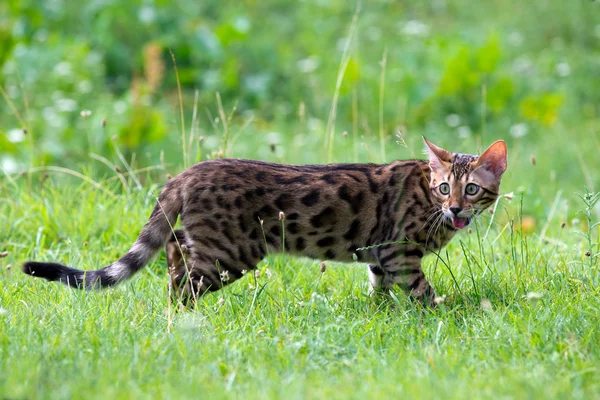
[22,137,507,306]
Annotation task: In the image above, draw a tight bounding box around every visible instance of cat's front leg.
[373,245,436,305]
[367,264,394,296]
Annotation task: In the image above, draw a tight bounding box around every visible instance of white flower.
[508,31,524,46]
[56,98,77,112]
[512,56,533,75]
[526,292,543,302]
[234,16,250,33]
[53,61,72,76]
[113,100,127,115]
[1,157,18,174]
[400,20,430,37]
[220,270,230,282]
[297,56,320,74]
[77,80,92,93]
[556,62,571,77]
[445,114,461,128]
[509,123,528,138]
[7,129,25,143]
[265,268,272,279]
[80,109,92,118]
[480,299,492,311]
[138,6,155,24]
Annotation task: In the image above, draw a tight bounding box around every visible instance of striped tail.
[22,183,182,290]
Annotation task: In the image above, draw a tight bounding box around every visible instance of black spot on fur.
[274,175,307,185]
[343,219,360,240]
[320,174,336,184]
[405,248,424,258]
[296,237,307,251]
[316,237,336,247]
[234,196,243,209]
[405,221,417,232]
[287,222,300,234]
[369,264,384,275]
[369,203,382,239]
[244,191,255,201]
[325,249,336,259]
[382,191,389,205]
[287,213,300,221]
[220,220,234,242]
[379,252,398,266]
[301,190,320,206]
[249,228,259,240]
[411,193,424,209]
[238,215,248,233]
[408,274,425,291]
[254,205,275,221]
[202,218,219,232]
[347,174,361,183]
[255,172,267,182]
[201,198,212,210]
[255,187,266,197]
[338,185,364,214]
[221,184,239,191]
[270,225,281,237]
[310,207,336,228]
[275,193,294,211]
[388,175,397,187]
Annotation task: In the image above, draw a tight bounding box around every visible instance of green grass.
[1,169,599,399]
[2,0,600,397]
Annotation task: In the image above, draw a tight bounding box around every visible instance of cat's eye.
[465,183,480,195]
[439,183,450,195]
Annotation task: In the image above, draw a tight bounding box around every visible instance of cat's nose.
[449,207,462,215]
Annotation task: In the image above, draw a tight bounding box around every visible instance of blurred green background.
[1,0,599,213]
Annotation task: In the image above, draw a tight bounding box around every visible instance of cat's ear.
[423,136,452,170]
[474,140,507,178]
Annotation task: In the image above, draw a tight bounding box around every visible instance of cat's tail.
[22,180,183,290]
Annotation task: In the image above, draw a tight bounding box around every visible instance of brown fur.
[23,138,507,307]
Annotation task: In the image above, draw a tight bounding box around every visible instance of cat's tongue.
[452,217,468,229]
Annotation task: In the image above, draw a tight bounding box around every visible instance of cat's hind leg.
[168,243,260,307]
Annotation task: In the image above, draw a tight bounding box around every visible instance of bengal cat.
[22,138,507,306]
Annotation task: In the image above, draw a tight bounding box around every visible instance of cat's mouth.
[451,216,471,229]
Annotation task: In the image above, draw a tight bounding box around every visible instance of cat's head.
[423,137,508,229]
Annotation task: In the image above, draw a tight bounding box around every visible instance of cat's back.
[180,158,427,189]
